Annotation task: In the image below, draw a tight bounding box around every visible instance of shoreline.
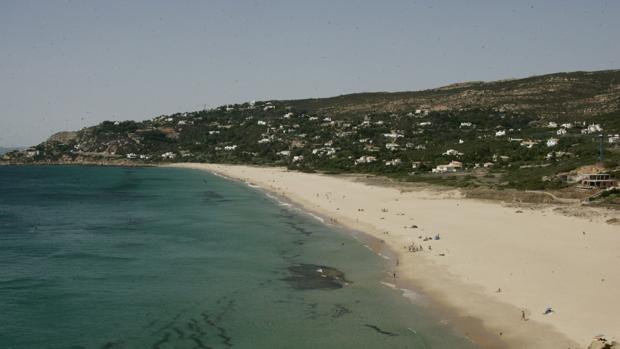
[185,164,507,348]
[169,163,620,349]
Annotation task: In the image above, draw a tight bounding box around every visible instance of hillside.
[3,69,620,192]
[0,147,24,155]
[285,70,620,118]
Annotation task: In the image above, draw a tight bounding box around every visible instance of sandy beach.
[170,163,620,349]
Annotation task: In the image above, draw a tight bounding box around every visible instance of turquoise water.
[0,166,479,349]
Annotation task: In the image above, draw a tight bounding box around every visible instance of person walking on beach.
[521,310,527,321]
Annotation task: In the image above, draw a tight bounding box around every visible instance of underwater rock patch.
[283,264,351,290]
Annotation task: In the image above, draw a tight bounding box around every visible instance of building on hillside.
[355,156,377,165]
[443,149,464,156]
[384,159,402,166]
[520,140,539,148]
[432,161,463,173]
[578,173,617,190]
[546,138,559,147]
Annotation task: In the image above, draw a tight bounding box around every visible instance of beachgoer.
[521,310,526,321]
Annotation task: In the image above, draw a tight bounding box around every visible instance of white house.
[384,159,402,166]
[355,156,377,165]
[556,128,567,136]
[547,121,558,128]
[520,140,539,148]
[25,149,40,158]
[277,150,291,156]
[312,147,336,157]
[546,138,559,147]
[581,124,603,134]
[384,132,404,139]
[224,145,238,151]
[292,155,304,162]
[432,161,463,173]
[257,120,267,125]
[161,152,176,159]
[495,130,506,137]
[460,122,472,127]
[126,153,138,159]
[609,134,620,144]
[443,149,464,156]
[385,143,400,150]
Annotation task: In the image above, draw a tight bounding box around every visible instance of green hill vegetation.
[3,69,620,191]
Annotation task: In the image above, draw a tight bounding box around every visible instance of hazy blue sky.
[1,0,618,146]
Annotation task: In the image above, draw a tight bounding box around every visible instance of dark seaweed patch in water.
[364,324,399,337]
[284,221,314,236]
[199,190,231,203]
[332,304,351,318]
[283,264,351,290]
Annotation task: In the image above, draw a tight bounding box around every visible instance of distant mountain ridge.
[0,147,24,155]
[283,69,620,118]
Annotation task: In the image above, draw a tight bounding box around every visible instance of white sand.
[171,163,620,348]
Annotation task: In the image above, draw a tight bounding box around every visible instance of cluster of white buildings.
[355,156,377,165]
[581,124,603,134]
[432,161,463,173]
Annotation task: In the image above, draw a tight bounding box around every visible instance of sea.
[0,166,480,349]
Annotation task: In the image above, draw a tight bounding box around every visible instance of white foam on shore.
[377,252,392,260]
[400,287,421,302]
[381,281,397,289]
[265,193,293,207]
[208,171,227,179]
[307,212,325,223]
[245,182,261,188]
[381,282,421,302]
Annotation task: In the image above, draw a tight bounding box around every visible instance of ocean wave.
[49,252,135,261]
[380,282,421,302]
[0,277,53,290]
[306,213,325,223]
[265,194,293,207]
[377,253,391,261]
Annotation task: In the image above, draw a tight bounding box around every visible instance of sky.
[0,0,618,146]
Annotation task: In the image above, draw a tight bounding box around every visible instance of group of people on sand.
[406,242,430,253]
